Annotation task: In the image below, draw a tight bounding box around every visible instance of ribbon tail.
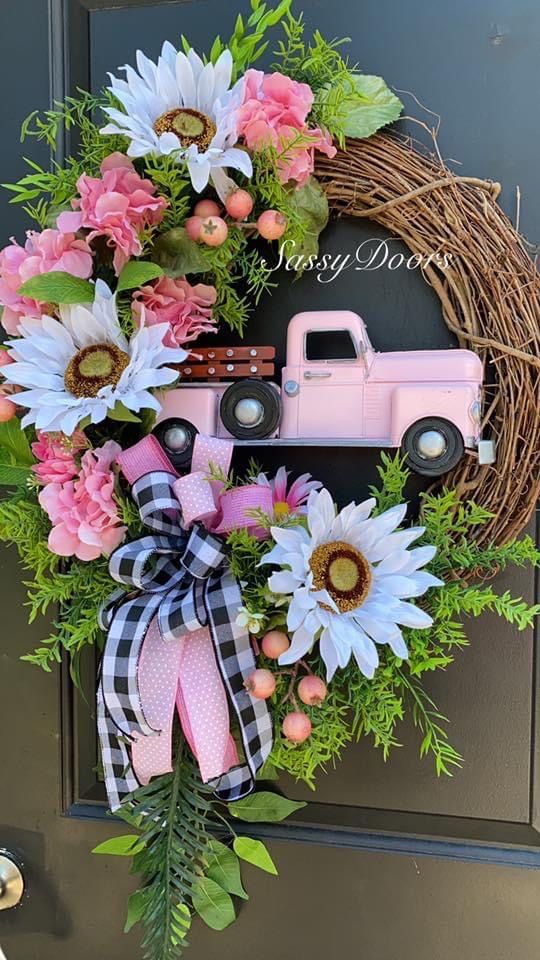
[97,680,140,812]
[205,571,273,802]
[175,626,239,783]
[131,616,185,787]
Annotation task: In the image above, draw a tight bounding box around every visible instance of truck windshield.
[305,329,358,361]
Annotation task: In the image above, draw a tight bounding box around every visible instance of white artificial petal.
[158,131,182,155]
[371,574,424,598]
[307,488,336,545]
[212,49,233,101]
[5,364,64,390]
[187,159,212,193]
[287,588,317,631]
[356,503,408,553]
[210,167,240,203]
[270,525,309,552]
[324,619,349,669]
[393,601,433,629]
[156,59,180,110]
[218,147,253,178]
[319,627,340,682]
[374,550,412,576]
[175,52,197,107]
[398,571,444,597]
[196,61,215,114]
[136,50,158,90]
[398,545,437,574]
[268,570,300,595]
[364,527,426,563]
[127,139,155,158]
[160,40,178,70]
[259,543,287,567]
[387,629,409,659]
[187,48,205,81]
[278,623,316,666]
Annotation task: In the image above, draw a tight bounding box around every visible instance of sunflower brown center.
[153,108,216,150]
[309,540,372,613]
[64,343,130,398]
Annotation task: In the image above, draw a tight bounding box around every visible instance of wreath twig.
[317,131,540,547]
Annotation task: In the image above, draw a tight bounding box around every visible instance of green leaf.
[124,889,146,933]
[0,418,34,466]
[335,74,403,139]
[152,227,208,277]
[18,270,95,304]
[287,176,329,263]
[227,790,306,822]
[107,401,141,424]
[233,837,278,875]
[92,834,145,856]
[116,260,164,293]
[192,877,236,931]
[0,462,31,487]
[205,839,248,900]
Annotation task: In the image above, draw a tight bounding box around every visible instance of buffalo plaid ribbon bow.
[97,466,273,811]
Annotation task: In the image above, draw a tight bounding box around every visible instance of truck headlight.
[470,400,481,424]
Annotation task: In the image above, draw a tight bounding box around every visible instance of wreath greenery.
[0,3,539,958]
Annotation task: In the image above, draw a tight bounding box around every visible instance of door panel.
[2,1,540,958]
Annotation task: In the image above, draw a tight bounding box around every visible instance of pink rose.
[0,229,93,334]
[57,152,167,275]
[132,275,218,348]
[38,440,126,561]
[237,70,337,187]
[31,430,87,485]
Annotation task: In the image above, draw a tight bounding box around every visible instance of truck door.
[297,328,365,440]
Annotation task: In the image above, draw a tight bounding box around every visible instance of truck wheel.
[220,379,281,440]
[153,417,198,471]
[402,417,464,477]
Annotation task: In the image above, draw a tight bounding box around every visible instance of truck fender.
[390,384,475,446]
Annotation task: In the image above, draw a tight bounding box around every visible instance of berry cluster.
[245,630,327,745]
[185,193,287,248]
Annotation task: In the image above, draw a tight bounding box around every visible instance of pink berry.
[282,711,312,743]
[200,216,228,247]
[261,630,290,660]
[298,675,327,706]
[185,215,203,242]
[245,668,276,700]
[257,210,287,241]
[0,398,17,422]
[194,199,221,218]
[225,189,254,220]
[0,351,13,369]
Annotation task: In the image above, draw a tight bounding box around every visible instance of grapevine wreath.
[1,2,540,956]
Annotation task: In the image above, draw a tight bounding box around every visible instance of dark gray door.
[2,2,540,958]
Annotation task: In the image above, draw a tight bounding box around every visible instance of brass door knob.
[0,853,24,910]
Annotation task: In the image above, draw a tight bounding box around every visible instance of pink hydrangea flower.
[57,153,167,275]
[0,229,93,334]
[257,466,322,519]
[237,70,337,187]
[38,440,126,561]
[132,276,218,348]
[31,430,87,485]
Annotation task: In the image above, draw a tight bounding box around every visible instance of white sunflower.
[4,280,186,436]
[101,44,252,193]
[262,488,443,681]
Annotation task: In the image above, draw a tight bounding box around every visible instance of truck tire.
[153,417,198,471]
[220,379,281,440]
[402,417,464,477]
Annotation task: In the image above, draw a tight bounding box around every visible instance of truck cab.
[154,310,494,476]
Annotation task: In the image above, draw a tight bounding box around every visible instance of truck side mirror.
[358,340,370,376]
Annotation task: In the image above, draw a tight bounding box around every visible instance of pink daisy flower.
[257,466,321,519]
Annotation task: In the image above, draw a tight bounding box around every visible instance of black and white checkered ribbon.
[97,470,273,811]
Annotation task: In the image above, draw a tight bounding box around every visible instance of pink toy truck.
[154,310,495,477]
